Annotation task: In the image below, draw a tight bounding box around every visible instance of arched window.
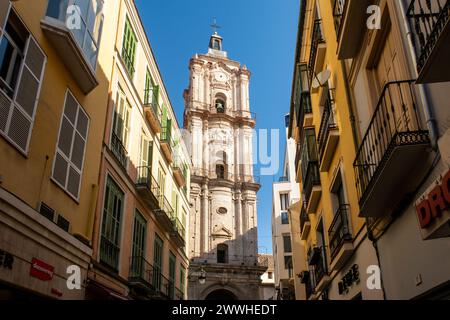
[216,164,225,179]
[215,99,225,113]
[217,244,228,263]
[213,39,220,50]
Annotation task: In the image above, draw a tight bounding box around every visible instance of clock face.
[215,72,227,82]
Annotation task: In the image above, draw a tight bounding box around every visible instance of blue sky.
[135,0,300,254]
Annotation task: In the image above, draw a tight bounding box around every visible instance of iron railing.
[313,247,327,286]
[122,46,136,78]
[143,87,162,125]
[333,0,347,37]
[308,19,325,81]
[111,132,128,169]
[317,89,337,162]
[297,92,313,129]
[129,256,155,290]
[100,236,120,271]
[303,161,321,205]
[300,205,310,233]
[136,166,160,200]
[172,217,186,241]
[353,80,429,202]
[406,0,450,72]
[328,204,352,259]
[159,194,175,220]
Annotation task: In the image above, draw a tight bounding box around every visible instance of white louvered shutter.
[7,36,46,152]
[53,91,89,200]
[0,3,11,133]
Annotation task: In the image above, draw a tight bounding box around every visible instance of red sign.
[416,169,450,229]
[30,258,54,281]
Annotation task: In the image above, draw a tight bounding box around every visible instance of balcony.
[99,236,119,272]
[294,63,313,128]
[328,205,354,270]
[152,271,172,299]
[334,0,376,59]
[173,156,187,188]
[304,161,322,214]
[110,132,128,169]
[136,166,160,210]
[155,194,175,232]
[143,88,162,134]
[300,205,311,240]
[161,125,173,163]
[128,256,156,294]
[307,246,321,266]
[313,247,330,294]
[170,217,186,248]
[308,19,326,86]
[318,90,339,172]
[41,0,103,94]
[298,92,313,128]
[407,0,450,83]
[354,80,430,218]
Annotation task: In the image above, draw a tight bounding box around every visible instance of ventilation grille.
[39,202,55,221]
[56,215,70,232]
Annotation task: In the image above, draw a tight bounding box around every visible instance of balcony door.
[130,210,146,277]
[168,252,176,299]
[153,234,163,291]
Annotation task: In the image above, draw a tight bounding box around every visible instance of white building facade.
[184,32,265,300]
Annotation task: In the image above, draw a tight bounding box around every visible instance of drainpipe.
[367,228,387,300]
[397,0,439,149]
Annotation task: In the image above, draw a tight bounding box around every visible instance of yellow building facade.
[0,0,190,300]
[288,0,383,300]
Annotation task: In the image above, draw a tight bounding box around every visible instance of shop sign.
[415,168,450,239]
[0,249,14,270]
[30,258,54,281]
[338,264,360,295]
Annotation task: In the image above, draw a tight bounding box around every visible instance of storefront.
[0,188,92,300]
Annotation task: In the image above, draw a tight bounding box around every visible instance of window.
[280,193,289,211]
[158,166,166,198]
[153,234,163,290]
[144,69,153,104]
[216,164,225,179]
[52,91,89,199]
[281,211,289,225]
[140,131,152,168]
[122,17,137,77]
[283,235,292,253]
[168,251,176,299]
[284,255,293,271]
[0,9,46,153]
[130,210,146,276]
[180,266,186,298]
[217,244,228,263]
[213,39,220,50]
[46,0,104,69]
[215,98,225,113]
[111,89,131,167]
[172,190,179,218]
[100,176,124,270]
[268,272,273,279]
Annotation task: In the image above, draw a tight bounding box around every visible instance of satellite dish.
[312,69,331,89]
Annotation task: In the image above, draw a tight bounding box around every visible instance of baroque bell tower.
[184,30,264,300]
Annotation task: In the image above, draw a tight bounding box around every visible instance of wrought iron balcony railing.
[100,236,120,271]
[308,19,325,81]
[191,168,261,184]
[172,217,186,241]
[300,205,310,233]
[313,247,328,286]
[353,80,429,204]
[129,256,155,290]
[406,0,450,74]
[159,194,175,221]
[111,132,128,169]
[122,47,136,78]
[303,161,321,205]
[317,90,338,163]
[136,166,160,201]
[328,204,352,259]
[297,92,313,129]
[143,87,162,125]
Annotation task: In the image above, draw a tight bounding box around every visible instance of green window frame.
[130,209,146,277]
[153,234,163,290]
[180,266,186,298]
[168,251,176,299]
[100,176,124,270]
[122,17,137,77]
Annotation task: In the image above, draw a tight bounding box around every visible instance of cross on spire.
[211,17,221,34]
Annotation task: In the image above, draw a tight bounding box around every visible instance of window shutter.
[148,141,153,169]
[7,36,46,152]
[140,134,149,167]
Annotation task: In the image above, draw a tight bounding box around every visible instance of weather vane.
[211,17,221,34]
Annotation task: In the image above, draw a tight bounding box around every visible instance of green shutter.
[153,234,163,290]
[122,17,137,76]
